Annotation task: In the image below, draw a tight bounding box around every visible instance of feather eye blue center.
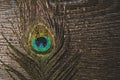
[36,37,47,47]
[31,36,51,52]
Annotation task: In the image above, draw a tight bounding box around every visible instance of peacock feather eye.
[28,24,55,54]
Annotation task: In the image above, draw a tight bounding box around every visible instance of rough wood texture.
[0,0,17,80]
[63,0,120,80]
[0,0,120,80]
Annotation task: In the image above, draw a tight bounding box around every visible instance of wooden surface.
[0,0,120,80]
[0,0,16,80]
[62,0,120,80]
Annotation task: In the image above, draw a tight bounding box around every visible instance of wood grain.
[0,0,120,80]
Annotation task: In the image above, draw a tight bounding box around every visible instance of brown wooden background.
[0,0,120,80]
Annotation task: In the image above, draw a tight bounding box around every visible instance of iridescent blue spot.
[31,36,51,52]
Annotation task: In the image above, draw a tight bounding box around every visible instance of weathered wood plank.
[0,0,120,80]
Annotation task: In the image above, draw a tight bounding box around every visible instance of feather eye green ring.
[31,36,51,52]
[28,24,55,55]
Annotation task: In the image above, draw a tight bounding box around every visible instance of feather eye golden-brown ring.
[28,24,55,55]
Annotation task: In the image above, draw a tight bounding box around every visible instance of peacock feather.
[0,0,80,80]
